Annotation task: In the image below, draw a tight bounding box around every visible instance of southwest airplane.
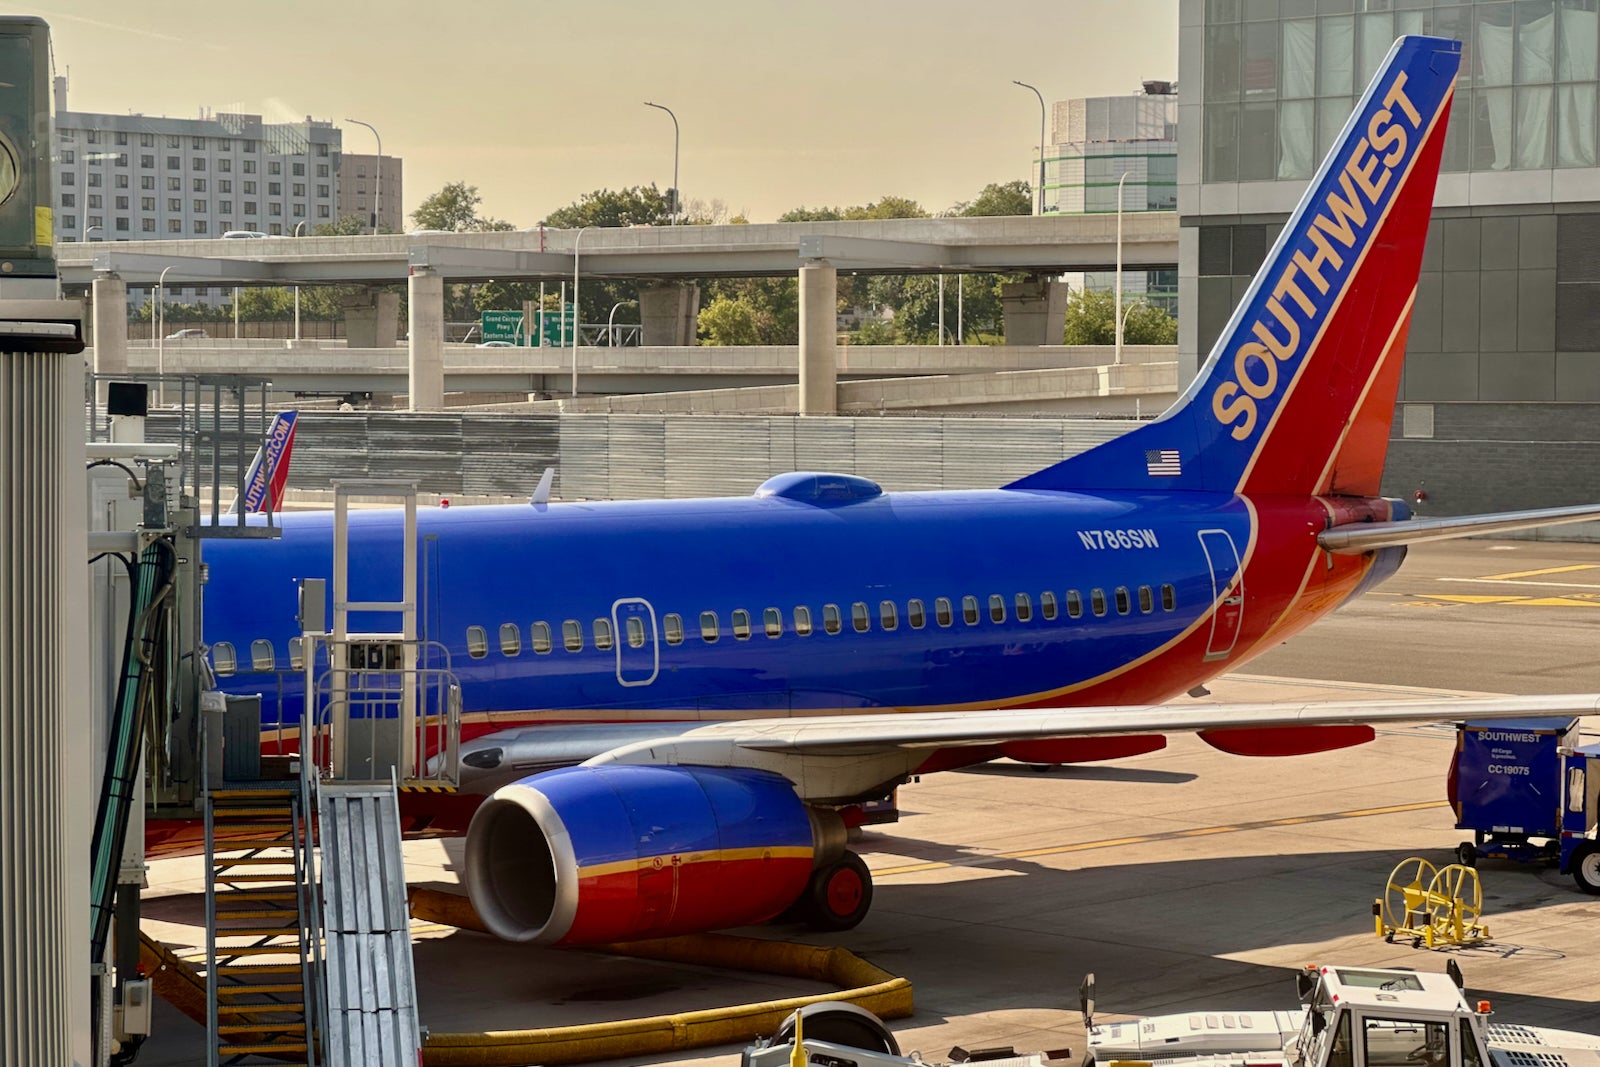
[196,36,1600,947]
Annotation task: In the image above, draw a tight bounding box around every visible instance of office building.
[1179,0,1600,517]
[337,153,404,234]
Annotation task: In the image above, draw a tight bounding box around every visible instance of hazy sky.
[37,1,1178,225]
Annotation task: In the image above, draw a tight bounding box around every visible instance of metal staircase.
[203,787,319,1066]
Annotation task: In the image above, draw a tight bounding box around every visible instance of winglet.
[530,466,555,506]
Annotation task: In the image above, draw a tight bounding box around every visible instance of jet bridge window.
[959,596,979,625]
[935,597,953,627]
[663,613,684,646]
[1138,585,1154,613]
[213,641,237,677]
[1161,583,1176,611]
[907,598,926,629]
[1040,591,1058,620]
[731,609,752,641]
[879,600,898,631]
[763,608,782,638]
[562,620,583,653]
[1066,590,1084,618]
[499,623,521,656]
[823,604,842,635]
[531,621,553,654]
[793,606,813,636]
[1114,587,1131,615]
[1091,589,1108,617]
[1014,593,1032,621]
[988,594,1006,624]
[1364,1018,1448,1067]
[593,618,614,651]
[700,611,720,642]
[251,639,275,672]
[467,626,489,659]
[852,601,870,633]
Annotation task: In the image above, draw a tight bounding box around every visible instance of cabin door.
[1199,529,1244,662]
[612,598,660,687]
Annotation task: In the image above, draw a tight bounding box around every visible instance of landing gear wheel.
[1571,843,1600,895]
[798,851,874,932]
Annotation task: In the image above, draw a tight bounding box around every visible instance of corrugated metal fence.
[159,412,1142,501]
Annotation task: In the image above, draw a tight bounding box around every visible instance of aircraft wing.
[540,693,1600,803]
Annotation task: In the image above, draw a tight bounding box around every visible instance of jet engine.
[462,764,847,945]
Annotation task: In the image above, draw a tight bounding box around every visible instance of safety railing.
[303,638,460,788]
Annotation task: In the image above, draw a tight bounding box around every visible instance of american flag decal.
[1145,449,1181,476]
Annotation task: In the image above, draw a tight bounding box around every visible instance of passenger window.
[1138,585,1154,613]
[289,636,304,671]
[663,613,684,646]
[764,607,783,638]
[1161,583,1176,611]
[962,595,979,625]
[251,639,275,671]
[907,598,926,629]
[852,601,870,633]
[1014,593,1032,622]
[499,622,521,656]
[935,597,953,627]
[1066,590,1083,618]
[1114,587,1131,615]
[732,609,752,640]
[1091,589,1108,617]
[700,611,720,642]
[1040,591,1058,620]
[213,641,237,676]
[593,618,614,651]
[988,594,1006,623]
[625,616,646,649]
[466,627,488,659]
[879,600,898,630]
[531,621,553,654]
[562,620,583,652]
[794,606,813,636]
[823,603,842,635]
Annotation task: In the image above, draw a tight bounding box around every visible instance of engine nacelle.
[463,764,820,945]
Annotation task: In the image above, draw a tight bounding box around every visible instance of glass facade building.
[1180,0,1600,522]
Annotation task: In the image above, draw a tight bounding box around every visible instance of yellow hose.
[408,886,915,1067]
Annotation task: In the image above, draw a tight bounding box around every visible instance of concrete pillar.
[638,282,701,346]
[1000,278,1070,346]
[798,262,838,415]
[407,267,445,411]
[0,331,89,1066]
[344,288,400,348]
[91,270,128,379]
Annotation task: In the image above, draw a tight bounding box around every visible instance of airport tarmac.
[137,538,1600,1066]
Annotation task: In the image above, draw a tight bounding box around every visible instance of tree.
[778,205,843,222]
[315,213,373,237]
[952,180,1032,217]
[841,196,928,221]
[541,185,672,229]
[411,182,515,232]
[1061,288,1178,346]
[697,295,764,346]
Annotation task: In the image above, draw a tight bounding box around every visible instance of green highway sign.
[539,304,576,347]
[480,309,524,343]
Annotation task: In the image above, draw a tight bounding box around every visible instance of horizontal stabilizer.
[1319,503,1600,554]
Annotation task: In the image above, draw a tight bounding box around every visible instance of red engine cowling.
[462,764,821,945]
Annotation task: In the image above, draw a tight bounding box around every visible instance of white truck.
[1084,964,1600,1067]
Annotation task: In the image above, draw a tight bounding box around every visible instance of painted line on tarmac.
[1437,577,1600,591]
[1416,593,1600,609]
[1477,564,1600,581]
[873,800,1448,877]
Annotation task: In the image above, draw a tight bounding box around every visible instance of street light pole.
[571,226,589,397]
[643,102,679,223]
[156,265,174,404]
[1114,171,1130,365]
[607,299,636,347]
[345,118,382,233]
[1012,81,1047,216]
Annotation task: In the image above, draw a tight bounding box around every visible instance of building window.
[166,177,180,191]
[219,200,232,213]
[192,157,206,171]
[192,178,206,192]
[166,134,180,148]
[292,182,305,197]
[114,174,128,188]
[317,204,330,218]
[218,138,231,151]
[61,193,74,207]
[141,218,154,232]
[61,171,73,187]
[219,221,231,232]
[317,163,329,177]
[269,223,282,235]
[192,136,205,150]
[141,175,154,190]
[243,159,256,174]
[269,161,281,175]
[114,131,127,146]
[243,180,256,194]
[192,198,206,213]
[86,130,100,144]
[219,180,231,193]
[167,197,181,211]
[244,139,256,152]
[166,155,179,170]
[61,149,74,164]
[316,142,328,157]
[244,201,257,214]
[292,162,305,176]
[140,133,153,147]
[292,203,305,217]
[194,220,207,234]
[269,202,282,216]
[115,195,128,209]
[60,128,74,142]
[114,153,127,167]
[218,158,231,173]
[88,194,102,209]
[88,173,101,187]
[87,214,101,227]
[317,183,329,198]
[269,181,282,196]
[62,214,75,229]
[139,154,153,168]
[139,195,154,212]
[167,219,182,233]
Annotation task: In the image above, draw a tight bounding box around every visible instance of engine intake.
[463,764,819,945]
